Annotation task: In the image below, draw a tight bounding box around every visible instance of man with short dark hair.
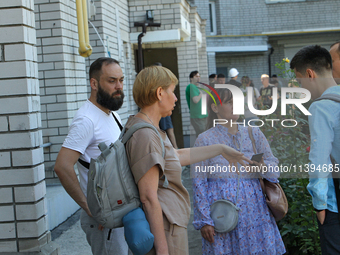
[217,73,226,84]
[186,71,207,137]
[291,45,340,254]
[209,73,217,82]
[54,57,131,255]
[209,73,217,87]
[330,40,340,84]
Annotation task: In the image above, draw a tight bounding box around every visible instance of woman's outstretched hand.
[221,145,252,171]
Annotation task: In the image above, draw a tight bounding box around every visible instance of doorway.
[141,48,184,148]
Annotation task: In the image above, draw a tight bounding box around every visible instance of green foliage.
[260,59,321,254]
[277,179,321,255]
[275,58,295,80]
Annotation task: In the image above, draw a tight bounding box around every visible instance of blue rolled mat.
[123,207,154,255]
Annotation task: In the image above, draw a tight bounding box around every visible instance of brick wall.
[216,53,270,88]
[129,0,209,136]
[129,0,182,33]
[191,0,340,88]
[212,0,340,35]
[35,0,88,178]
[85,0,137,122]
[34,0,136,180]
[188,0,210,34]
[0,0,53,253]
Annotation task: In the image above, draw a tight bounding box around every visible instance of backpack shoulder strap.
[121,123,165,158]
[314,94,340,103]
[78,158,90,169]
[121,122,168,188]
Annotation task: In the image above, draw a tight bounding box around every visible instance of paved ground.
[52,210,91,255]
[52,166,203,255]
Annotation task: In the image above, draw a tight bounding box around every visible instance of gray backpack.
[85,122,166,229]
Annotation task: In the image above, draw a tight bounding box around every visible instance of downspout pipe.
[137,25,147,73]
[134,22,161,73]
[76,0,92,57]
[137,33,145,72]
[268,46,274,77]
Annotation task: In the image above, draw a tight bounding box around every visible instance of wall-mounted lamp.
[146,10,154,23]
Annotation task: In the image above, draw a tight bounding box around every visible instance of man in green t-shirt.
[185,71,207,137]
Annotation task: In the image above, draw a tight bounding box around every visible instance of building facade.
[0,0,207,253]
[190,0,340,88]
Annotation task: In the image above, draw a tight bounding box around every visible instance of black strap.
[78,158,90,169]
[107,229,112,240]
[77,112,123,169]
[112,112,123,131]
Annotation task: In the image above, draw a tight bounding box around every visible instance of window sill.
[265,0,306,4]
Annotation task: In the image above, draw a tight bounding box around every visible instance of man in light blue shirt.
[291,45,340,254]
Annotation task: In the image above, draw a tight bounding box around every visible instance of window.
[209,1,217,35]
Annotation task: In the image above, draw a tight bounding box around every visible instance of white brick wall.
[0,0,34,9]
[0,188,12,203]
[17,216,47,238]
[0,165,45,186]
[35,0,88,175]
[16,199,47,221]
[192,0,340,86]
[0,1,49,252]
[33,0,137,178]
[14,181,46,203]
[18,229,50,252]
[128,0,208,137]
[0,240,16,252]
[0,96,41,115]
[0,131,42,150]
[85,0,137,126]
[0,207,15,222]
[0,223,16,239]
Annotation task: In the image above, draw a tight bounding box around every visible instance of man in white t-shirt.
[54,58,131,255]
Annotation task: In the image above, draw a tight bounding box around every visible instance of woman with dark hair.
[193,89,286,254]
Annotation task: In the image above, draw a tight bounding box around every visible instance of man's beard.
[96,83,124,111]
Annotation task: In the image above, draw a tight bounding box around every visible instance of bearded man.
[54,58,131,255]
